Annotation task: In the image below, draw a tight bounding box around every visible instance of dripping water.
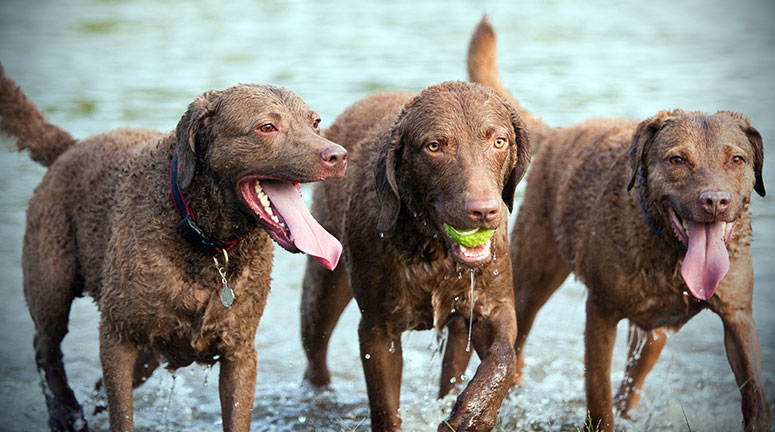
[466,268,475,352]
[162,373,176,432]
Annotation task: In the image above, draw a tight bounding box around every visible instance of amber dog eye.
[427,142,440,152]
[494,137,507,149]
[732,155,746,164]
[668,155,684,165]
[257,123,276,133]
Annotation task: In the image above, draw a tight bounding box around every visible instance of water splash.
[389,341,396,353]
[466,268,475,352]
[163,373,177,432]
[203,364,212,387]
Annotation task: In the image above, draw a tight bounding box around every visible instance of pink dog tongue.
[680,221,729,300]
[261,181,342,270]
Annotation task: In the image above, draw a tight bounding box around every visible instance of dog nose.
[699,190,730,215]
[320,144,348,168]
[466,198,500,222]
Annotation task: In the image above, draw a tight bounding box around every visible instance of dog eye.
[312,118,321,129]
[256,123,277,133]
[732,155,746,165]
[668,155,684,165]
[427,142,440,152]
[494,137,507,149]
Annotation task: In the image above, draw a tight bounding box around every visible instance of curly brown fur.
[300,81,531,431]
[2,67,346,432]
[468,18,770,431]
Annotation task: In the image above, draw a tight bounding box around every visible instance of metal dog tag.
[213,252,234,308]
[220,280,235,308]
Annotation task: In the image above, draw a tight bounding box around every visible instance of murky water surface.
[0,1,773,430]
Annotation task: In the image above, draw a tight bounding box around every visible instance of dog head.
[174,84,347,269]
[627,109,765,299]
[376,81,530,267]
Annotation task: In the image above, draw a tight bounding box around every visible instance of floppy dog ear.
[175,92,215,190]
[743,125,766,197]
[627,111,672,191]
[502,108,531,211]
[375,125,403,232]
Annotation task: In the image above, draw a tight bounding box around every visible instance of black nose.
[699,189,730,216]
[320,144,348,168]
[466,198,500,222]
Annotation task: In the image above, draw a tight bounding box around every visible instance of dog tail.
[467,17,551,145]
[0,63,76,167]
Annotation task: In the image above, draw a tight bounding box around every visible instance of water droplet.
[461,374,468,381]
[466,269,475,352]
[234,402,240,407]
[451,308,456,313]
[298,416,307,423]
[458,272,462,279]
[143,363,149,369]
[433,233,438,238]
[493,268,499,276]
[413,212,417,218]
[454,296,459,302]
[682,291,689,296]
[364,353,371,360]
[449,377,456,383]
[388,341,396,353]
[379,232,384,238]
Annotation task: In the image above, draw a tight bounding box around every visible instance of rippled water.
[0,0,773,431]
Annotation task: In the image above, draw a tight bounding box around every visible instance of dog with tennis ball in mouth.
[299,81,530,432]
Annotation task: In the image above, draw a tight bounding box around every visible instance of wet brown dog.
[0,65,346,432]
[468,18,770,431]
[300,81,531,431]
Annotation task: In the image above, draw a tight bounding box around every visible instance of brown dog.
[300,81,531,431]
[467,18,770,431]
[0,65,346,432]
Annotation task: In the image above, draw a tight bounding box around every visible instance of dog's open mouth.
[442,224,495,267]
[238,177,341,270]
[666,205,735,300]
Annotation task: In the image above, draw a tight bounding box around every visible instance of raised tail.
[0,63,76,166]
[467,17,551,144]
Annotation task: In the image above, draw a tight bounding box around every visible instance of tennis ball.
[444,223,495,247]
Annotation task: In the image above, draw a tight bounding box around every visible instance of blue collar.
[635,170,663,239]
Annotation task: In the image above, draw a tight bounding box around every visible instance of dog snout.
[320,144,348,170]
[698,189,730,217]
[466,197,500,223]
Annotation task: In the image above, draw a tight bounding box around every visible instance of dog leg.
[358,319,402,431]
[583,298,620,432]
[98,327,140,432]
[718,309,772,430]
[218,347,257,432]
[439,315,474,398]
[301,256,352,388]
[24,217,86,432]
[441,303,517,432]
[613,325,667,415]
[512,212,570,383]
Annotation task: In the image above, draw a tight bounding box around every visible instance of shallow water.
[0,0,773,431]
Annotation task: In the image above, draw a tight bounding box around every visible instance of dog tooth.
[459,245,468,254]
[271,215,279,223]
[259,194,270,207]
